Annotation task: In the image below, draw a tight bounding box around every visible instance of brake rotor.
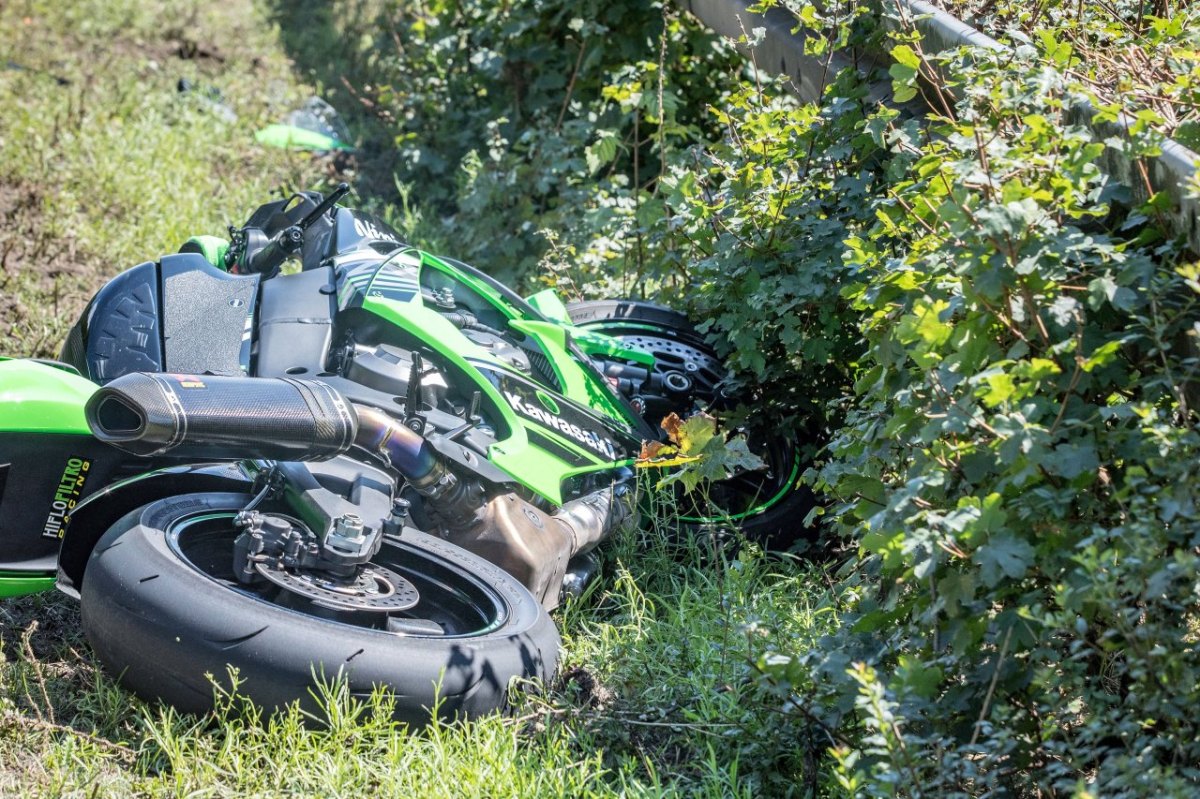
[254,561,419,612]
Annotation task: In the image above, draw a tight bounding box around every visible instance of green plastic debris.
[256,97,354,152]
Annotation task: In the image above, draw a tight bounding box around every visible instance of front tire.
[80,493,559,725]
[568,299,817,547]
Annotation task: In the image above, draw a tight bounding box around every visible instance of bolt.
[334,513,365,540]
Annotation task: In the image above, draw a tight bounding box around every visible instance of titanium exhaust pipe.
[352,406,441,486]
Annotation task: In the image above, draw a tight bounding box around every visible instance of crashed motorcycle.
[0,185,810,723]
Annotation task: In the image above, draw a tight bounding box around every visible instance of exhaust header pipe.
[86,373,358,461]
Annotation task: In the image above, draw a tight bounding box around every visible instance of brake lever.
[297,182,350,231]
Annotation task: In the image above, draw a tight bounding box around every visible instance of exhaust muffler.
[86,373,357,460]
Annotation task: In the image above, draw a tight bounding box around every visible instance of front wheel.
[568,299,817,547]
[80,493,559,725]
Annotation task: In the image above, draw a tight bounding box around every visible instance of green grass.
[1,518,837,796]
[0,0,327,356]
[0,2,836,795]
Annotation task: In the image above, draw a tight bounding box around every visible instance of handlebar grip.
[245,225,304,275]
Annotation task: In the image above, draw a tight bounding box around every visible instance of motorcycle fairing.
[474,364,640,464]
[0,361,128,593]
[337,250,421,310]
[350,253,642,505]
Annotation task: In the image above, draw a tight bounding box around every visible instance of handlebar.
[231,183,352,276]
[245,225,305,275]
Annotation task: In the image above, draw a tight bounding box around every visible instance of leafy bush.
[323,0,1200,790]
[569,5,1200,792]
[696,26,1200,799]
[300,0,744,284]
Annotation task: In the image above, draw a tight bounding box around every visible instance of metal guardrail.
[674,0,890,105]
[675,0,1200,255]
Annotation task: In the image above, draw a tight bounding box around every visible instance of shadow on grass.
[264,0,401,202]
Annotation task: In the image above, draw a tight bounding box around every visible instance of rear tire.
[568,299,817,547]
[81,493,559,725]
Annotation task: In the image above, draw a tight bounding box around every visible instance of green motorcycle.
[0,185,811,723]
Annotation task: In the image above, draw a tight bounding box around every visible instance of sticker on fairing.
[503,389,617,459]
[470,362,640,463]
[41,456,92,539]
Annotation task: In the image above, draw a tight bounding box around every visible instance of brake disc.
[254,561,419,612]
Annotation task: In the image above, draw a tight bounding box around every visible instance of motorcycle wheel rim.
[166,510,509,638]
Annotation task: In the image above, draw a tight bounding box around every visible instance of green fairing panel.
[359,251,639,505]
[507,318,629,421]
[0,360,96,433]
[524,289,572,323]
[182,235,230,270]
[0,571,55,598]
[569,328,655,366]
[524,290,652,365]
[255,124,353,152]
[417,254,639,425]
[0,362,94,598]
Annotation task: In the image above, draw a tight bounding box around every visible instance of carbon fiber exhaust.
[86,373,357,460]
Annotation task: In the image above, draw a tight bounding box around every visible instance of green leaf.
[973,534,1034,587]
[584,130,620,174]
[1043,442,1098,480]
[890,44,921,70]
[937,571,977,617]
[1036,30,1073,66]
[1087,275,1117,310]
[956,493,1007,544]
[980,372,1016,407]
[1083,340,1123,372]
[896,299,952,348]
[894,655,942,700]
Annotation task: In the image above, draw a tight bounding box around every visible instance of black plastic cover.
[254,266,335,378]
[61,260,163,383]
[160,253,259,375]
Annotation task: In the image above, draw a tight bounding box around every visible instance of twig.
[0,710,138,762]
[555,40,588,133]
[21,621,54,725]
[656,6,669,183]
[969,625,1013,747]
